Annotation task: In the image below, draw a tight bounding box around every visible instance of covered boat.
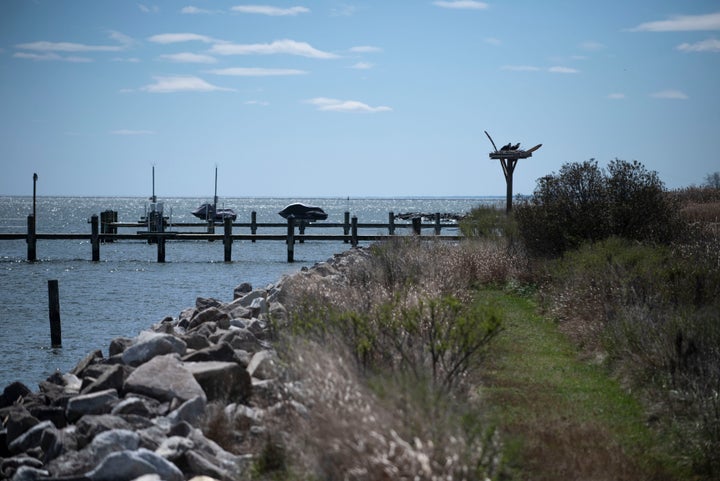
[192,203,237,222]
[278,203,328,221]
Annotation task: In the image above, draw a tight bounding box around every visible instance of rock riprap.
[0,247,367,481]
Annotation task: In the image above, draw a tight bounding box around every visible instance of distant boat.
[192,167,237,222]
[278,203,328,221]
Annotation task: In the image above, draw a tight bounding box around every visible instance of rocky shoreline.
[0,247,369,481]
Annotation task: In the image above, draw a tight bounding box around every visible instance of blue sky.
[1,1,718,197]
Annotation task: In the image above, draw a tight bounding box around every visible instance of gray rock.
[5,407,40,446]
[233,282,253,299]
[89,429,140,459]
[66,389,119,422]
[70,349,104,377]
[75,415,133,449]
[195,297,224,311]
[81,365,128,395]
[182,342,236,363]
[86,448,183,481]
[223,298,252,320]
[155,435,194,461]
[166,395,206,427]
[184,361,251,403]
[122,333,187,367]
[247,350,279,380]
[9,465,50,481]
[216,328,264,353]
[8,420,54,454]
[0,382,31,408]
[237,290,265,308]
[124,354,206,404]
[110,397,152,417]
[189,307,230,331]
[109,337,134,357]
[182,332,211,351]
[248,297,268,317]
[40,425,77,463]
[179,451,234,481]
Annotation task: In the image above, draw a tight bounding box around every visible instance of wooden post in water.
[251,211,257,242]
[298,220,305,244]
[434,213,441,235]
[388,212,395,235]
[27,214,37,262]
[157,236,166,263]
[343,212,350,243]
[91,215,100,261]
[351,216,358,246]
[224,216,232,262]
[412,217,421,235]
[48,279,62,348]
[287,216,295,263]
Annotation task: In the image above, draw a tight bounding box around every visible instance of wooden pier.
[0,211,462,263]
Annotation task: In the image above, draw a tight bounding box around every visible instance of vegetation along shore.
[2,159,719,480]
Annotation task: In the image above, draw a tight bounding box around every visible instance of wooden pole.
[157,236,166,263]
[298,220,305,244]
[501,158,517,214]
[388,212,395,235]
[251,211,257,242]
[48,279,62,348]
[412,217,421,235]
[91,215,100,262]
[351,216,358,246]
[434,212,441,235]
[224,216,232,262]
[27,214,37,262]
[287,216,295,263]
[343,211,350,243]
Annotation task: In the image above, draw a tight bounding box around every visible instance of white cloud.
[210,39,339,58]
[433,1,488,10]
[349,62,373,69]
[181,6,215,14]
[160,52,218,63]
[13,52,92,62]
[484,37,502,46]
[208,67,306,76]
[111,129,155,135]
[549,66,579,74]
[245,100,270,106]
[579,41,605,51]
[501,65,540,72]
[349,45,382,53]
[15,40,124,52]
[138,4,159,14]
[148,33,218,44]
[651,89,688,100]
[140,76,234,93]
[306,97,391,113]
[607,93,625,100]
[676,38,720,52]
[630,12,720,32]
[112,57,141,63]
[231,5,310,16]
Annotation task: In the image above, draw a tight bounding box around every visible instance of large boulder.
[66,389,119,422]
[86,448,184,481]
[124,354,206,404]
[183,361,251,403]
[122,333,187,367]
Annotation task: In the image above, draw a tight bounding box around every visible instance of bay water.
[0,196,494,389]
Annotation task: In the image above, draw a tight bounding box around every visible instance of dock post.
[343,212,350,243]
[27,214,37,262]
[434,213,441,235]
[91,215,100,261]
[100,210,117,242]
[251,211,257,242]
[157,236,166,263]
[298,220,305,243]
[48,279,62,348]
[351,216,358,246]
[224,217,232,262]
[207,219,215,240]
[287,216,295,263]
[412,217,421,235]
[388,212,395,235]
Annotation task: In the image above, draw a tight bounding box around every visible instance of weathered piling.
[48,279,62,348]
[27,214,36,262]
[91,215,100,262]
[343,211,350,243]
[434,212,441,235]
[351,216,358,246]
[100,210,118,242]
[287,216,295,262]
[412,217,422,235]
[388,212,395,235]
[157,236,166,263]
[251,211,257,242]
[224,217,232,262]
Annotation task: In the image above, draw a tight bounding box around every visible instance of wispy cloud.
[140,76,234,93]
[148,33,218,44]
[433,1,489,10]
[159,52,218,63]
[210,39,338,58]
[485,37,502,46]
[245,100,270,106]
[676,38,720,52]
[579,41,605,51]
[651,89,688,100]
[181,6,216,14]
[13,52,92,62]
[549,66,579,74]
[629,12,720,32]
[501,65,540,72]
[15,40,124,53]
[607,93,625,100]
[112,57,141,63]
[306,97,391,113]
[349,45,382,53]
[138,4,159,14]
[231,5,310,16]
[349,62,374,69]
[208,67,307,76]
[110,129,155,135]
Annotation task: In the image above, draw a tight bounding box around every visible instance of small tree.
[704,171,720,189]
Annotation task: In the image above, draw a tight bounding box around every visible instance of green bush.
[514,159,681,256]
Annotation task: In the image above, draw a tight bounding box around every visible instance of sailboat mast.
[213,166,218,212]
[151,166,156,203]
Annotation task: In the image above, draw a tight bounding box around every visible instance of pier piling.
[224,217,232,262]
[351,216,358,246]
[27,214,37,262]
[287,216,295,263]
[157,236,166,263]
[48,279,62,348]
[343,212,350,243]
[91,215,100,261]
[388,212,395,235]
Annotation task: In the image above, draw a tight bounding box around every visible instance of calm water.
[0,196,496,389]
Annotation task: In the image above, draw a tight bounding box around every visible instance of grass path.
[477,289,683,481]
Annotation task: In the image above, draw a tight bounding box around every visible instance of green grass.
[476,289,685,481]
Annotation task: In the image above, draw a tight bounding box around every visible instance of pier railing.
[1,211,462,263]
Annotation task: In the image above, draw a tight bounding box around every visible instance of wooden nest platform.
[489,143,542,160]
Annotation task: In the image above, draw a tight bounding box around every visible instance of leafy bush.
[514,159,681,256]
